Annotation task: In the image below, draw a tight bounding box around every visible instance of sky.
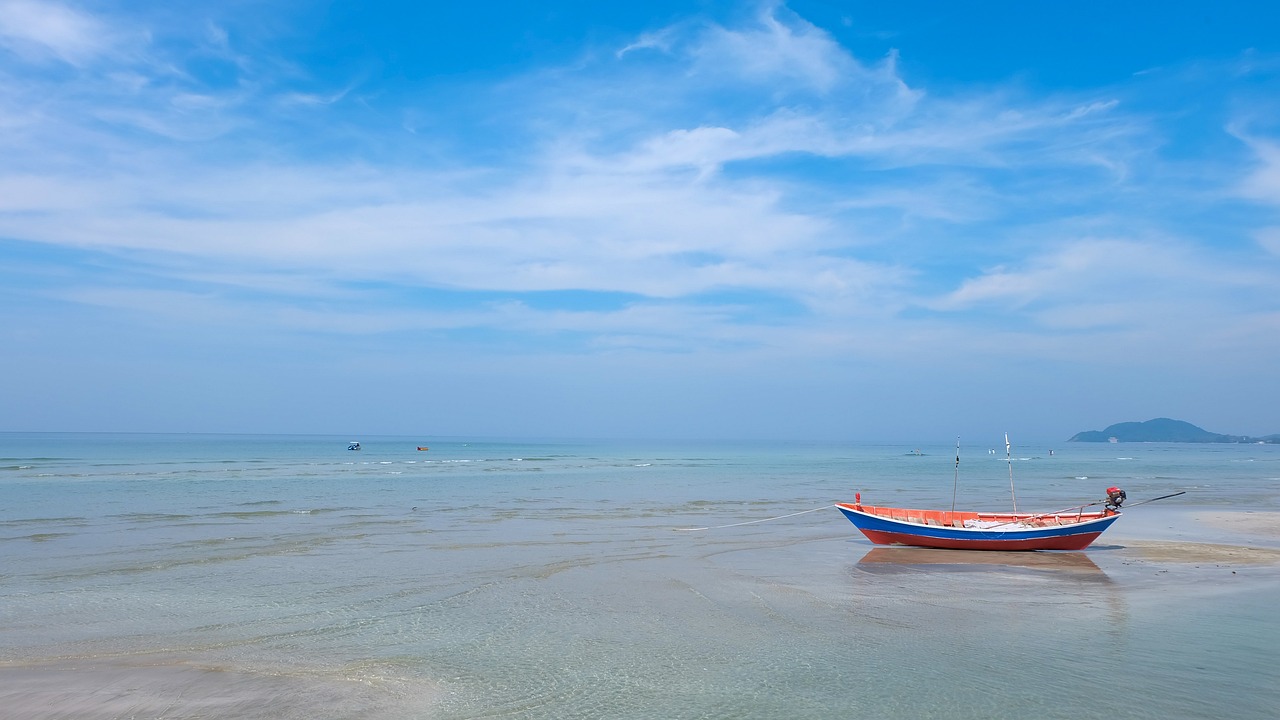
[1,0,1278,442]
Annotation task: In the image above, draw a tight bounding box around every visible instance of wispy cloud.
[1,1,1277,436]
[0,4,1258,323]
[0,0,116,66]
[1238,137,1280,205]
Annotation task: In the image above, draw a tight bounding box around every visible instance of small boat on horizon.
[417,446,429,451]
[347,441,361,451]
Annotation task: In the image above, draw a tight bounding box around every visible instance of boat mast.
[1005,432,1018,512]
[951,437,960,516]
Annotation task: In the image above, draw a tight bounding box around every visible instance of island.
[1069,418,1279,443]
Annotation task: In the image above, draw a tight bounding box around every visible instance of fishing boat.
[835,491,1124,551]
[837,434,1127,551]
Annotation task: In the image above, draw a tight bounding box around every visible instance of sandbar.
[1193,510,1280,539]
[1120,540,1280,565]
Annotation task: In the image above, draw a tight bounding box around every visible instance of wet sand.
[4,509,1277,719]
[1108,508,1280,565]
[1121,540,1280,565]
[0,658,439,720]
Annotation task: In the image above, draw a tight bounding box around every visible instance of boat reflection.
[855,546,1109,580]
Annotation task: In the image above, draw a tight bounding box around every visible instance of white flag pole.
[951,437,960,517]
[1005,432,1018,513]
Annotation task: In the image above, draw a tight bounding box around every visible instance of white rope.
[675,504,836,531]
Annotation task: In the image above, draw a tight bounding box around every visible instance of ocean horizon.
[3,432,1278,719]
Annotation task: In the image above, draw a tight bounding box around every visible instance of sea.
[2,432,1278,720]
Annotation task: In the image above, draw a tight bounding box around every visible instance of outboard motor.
[1105,486,1127,511]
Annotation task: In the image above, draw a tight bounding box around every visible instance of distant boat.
[347,441,361,451]
[416,446,429,451]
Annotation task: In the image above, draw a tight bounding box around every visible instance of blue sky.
[2,1,1278,441]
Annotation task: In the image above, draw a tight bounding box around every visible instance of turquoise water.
[2,433,1278,719]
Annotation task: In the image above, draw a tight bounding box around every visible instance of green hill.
[1069,418,1271,443]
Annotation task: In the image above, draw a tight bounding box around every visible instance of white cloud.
[0,0,113,66]
[693,7,854,93]
[932,238,1187,312]
[615,4,918,106]
[616,25,678,58]
[0,160,850,298]
[927,236,1278,350]
[1257,227,1280,256]
[279,85,354,107]
[1238,138,1280,205]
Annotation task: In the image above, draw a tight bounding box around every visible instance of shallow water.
[2,434,1278,718]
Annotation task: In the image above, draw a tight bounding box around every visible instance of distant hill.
[1069,418,1276,443]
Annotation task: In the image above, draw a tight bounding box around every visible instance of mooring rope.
[675,504,836,531]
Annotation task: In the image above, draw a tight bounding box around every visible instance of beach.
[2,434,1278,719]
[5,518,1278,720]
